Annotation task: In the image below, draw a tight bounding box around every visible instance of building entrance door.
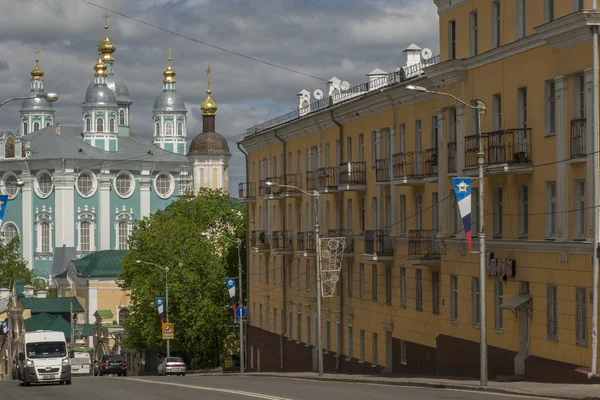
[514,281,530,376]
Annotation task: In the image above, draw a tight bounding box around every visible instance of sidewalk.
[247,372,600,399]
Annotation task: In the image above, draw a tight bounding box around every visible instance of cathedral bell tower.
[20,49,55,135]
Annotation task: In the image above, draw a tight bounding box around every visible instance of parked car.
[157,357,186,376]
[71,352,92,376]
[98,354,127,376]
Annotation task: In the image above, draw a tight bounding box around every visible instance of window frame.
[576,287,588,346]
[450,275,458,323]
[547,284,558,341]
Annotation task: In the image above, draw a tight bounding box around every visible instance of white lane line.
[122,377,294,400]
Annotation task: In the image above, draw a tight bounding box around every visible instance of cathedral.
[0,16,231,277]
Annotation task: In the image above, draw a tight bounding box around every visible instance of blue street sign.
[235,307,247,319]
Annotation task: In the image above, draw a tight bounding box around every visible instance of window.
[119,109,125,125]
[517,0,527,39]
[432,192,439,231]
[109,119,116,133]
[416,269,423,311]
[576,73,585,119]
[415,193,422,230]
[546,80,556,136]
[472,277,481,327]
[346,137,353,162]
[470,11,478,57]
[33,122,40,131]
[265,259,270,285]
[258,256,263,282]
[115,171,134,198]
[266,305,270,331]
[494,280,504,331]
[177,122,183,136]
[518,184,528,237]
[359,198,365,232]
[576,287,588,346]
[288,262,293,288]
[385,265,392,304]
[297,313,302,342]
[297,259,301,289]
[80,221,91,251]
[347,263,353,298]
[492,94,502,130]
[371,131,377,167]
[432,271,440,314]
[118,220,129,250]
[448,20,456,60]
[305,260,311,291]
[574,180,585,239]
[155,173,173,198]
[358,134,364,162]
[544,0,554,23]
[273,256,277,285]
[155,122,161,136]
[359,330,365,361]
[347,199,353,232]
[400,195,406,235]
[400,340,407,365]
[450,189,458,235]
[77,171,95,197]
[36,171,53,198]
[96,118,103,132]
[574,0,585,11]
[40,221,50,253]
[372,333,379,365]
[493,186,503,238]
[325,200,331,232]
[259,305,263,328]
[400,267,407,308]
[359,263,365,299]
[251,303,255,326]
[546,182,557,239]
[492,1,501,48]
[371,264,378,302]
[325,320,331,351]
[306,315,311,345]
[165,122,173,135]
[372,197,378,230]
[451,275,458,322]
[347,325,354,358]
[23,122,28,134]
[5,137,14,158]
[2,223,18,244]
[274,308,278,333]
[547,284,558,340]
[288,310,293,339]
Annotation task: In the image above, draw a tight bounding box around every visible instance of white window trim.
[546,182,557,240]
[113,170,136,199]
[1,171,20,199]
[34,169,54,199]
[114,206,134,250]
[574,180,585,240]
[518,184,528,238]
[153,172,175,199]
[76,205,97,252]
[1,222,19,244]
[75,169,98,198]
[35,205,53,255]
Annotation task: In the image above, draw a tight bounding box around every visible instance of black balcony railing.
[238,182,256,200]
[448,142,457,173]
[465,134,480,168]
[317,166,338,189]
[424,148,438,177]
[339,162,366,185]
[376,158,390,182]
[297,231,316,252]
[271,230,292,250]
[485,129,532,165]
[282,173,302,194]
[364,230,394,255]
[258,180,270,197]
[306,171,317,191]
[571,119,586,158]
[250,230,270,249]
[324,229,354,252]
[392,152,423,179]
[408,229,441,258]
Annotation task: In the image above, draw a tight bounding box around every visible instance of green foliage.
[119,189,245,369]
[0,235,33,290]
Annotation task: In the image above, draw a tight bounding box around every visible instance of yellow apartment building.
[239,0,600,383]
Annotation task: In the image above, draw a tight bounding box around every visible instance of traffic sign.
[235,307,247,319]
[162,322,174,340]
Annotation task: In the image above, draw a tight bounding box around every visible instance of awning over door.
[500,294,531,310]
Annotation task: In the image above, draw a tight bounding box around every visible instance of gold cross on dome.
[167,47,173,60]
[206,61,212,91]
[35,47,40,62]
[102,11,110,26]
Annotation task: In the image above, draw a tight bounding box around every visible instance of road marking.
[123,377,294,400]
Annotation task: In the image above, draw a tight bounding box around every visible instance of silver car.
[157,357,186,376]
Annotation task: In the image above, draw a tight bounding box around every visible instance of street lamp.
[0,93,59,108]
[201,232,245,374]
[136,260,170,357]
[265,180,324,376]
[407,84,488,386]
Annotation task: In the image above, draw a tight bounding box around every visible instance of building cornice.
[433,0,468,15]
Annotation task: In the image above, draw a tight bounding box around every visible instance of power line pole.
[477,101,488,386]
[165,267,170,358]
[314,191,323,376]
[237,239,244,374]
[70,299,74,349]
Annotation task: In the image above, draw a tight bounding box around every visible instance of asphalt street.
[0,374,553,400]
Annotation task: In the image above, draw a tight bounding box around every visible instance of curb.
[252,373,600,400]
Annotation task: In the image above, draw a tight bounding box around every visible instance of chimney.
[402,43,422,68]
[367,69,388,91]
[297,89,311,116]
[36,290,47,299]
[55,123,61,136]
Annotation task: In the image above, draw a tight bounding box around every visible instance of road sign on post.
[235,307,247,319]
[162,322,174,340]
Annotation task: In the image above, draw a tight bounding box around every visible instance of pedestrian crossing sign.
[162,322,174,340]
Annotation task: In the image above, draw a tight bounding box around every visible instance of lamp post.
[202,232,245,374]
[0,93,58,108]
[136,260,170,357]
[407,85,488,386]
[265,181,323,376]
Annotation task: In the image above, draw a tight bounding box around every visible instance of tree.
[0,235,33,290]
[119,189,245,369]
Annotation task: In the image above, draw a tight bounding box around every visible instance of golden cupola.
[93,52,107,77]
[163,48,176,84]
[200,62,218,116]
[30,48,44,81]
[98,12,116,62]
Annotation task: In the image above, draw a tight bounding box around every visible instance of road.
[0,374,549,400]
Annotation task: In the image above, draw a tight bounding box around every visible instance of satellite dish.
[421,48,433,60]
[314,89,323,100]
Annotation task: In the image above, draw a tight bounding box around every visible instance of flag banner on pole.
[155,297,165,323]
[225,278,237,314]
[452,178,473,252]
[0,195,8,226]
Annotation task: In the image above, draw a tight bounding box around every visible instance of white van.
[17,330,74,386]
[71,352,91,376]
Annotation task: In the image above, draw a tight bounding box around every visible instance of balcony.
[423,148,438,181]
[570,119,586,160]
[464,134,480,172]
[324,228,354,256]
[391,152,424,186]
[484,129,533,174]
[297,231,316,256]
[338,162,367,191]
[407,229,441,266]
[250,230,270,253]
[271,230,293,254]
[281,173,303,197]
[238,182,256,202]
[363,230,394,261]
[306,171,317,191]
[448,142,457,174]
[375,158,390,184]
[317,166,339,193]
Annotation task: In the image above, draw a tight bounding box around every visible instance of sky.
[0,0,440,195]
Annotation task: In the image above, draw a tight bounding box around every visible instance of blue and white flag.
[452,178,473,252]
[1,321,7,335]
[225,278,237,314]
[155,297,165,323]
[0,195,9,226]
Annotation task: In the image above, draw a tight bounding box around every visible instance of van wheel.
[66,379,71,385]
[182,373,185,376]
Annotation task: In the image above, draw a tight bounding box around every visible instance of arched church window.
[110,119,116,133]
[5,137,14,158]
[40,221,50,253]
[165,122,173,136]
[33,122,40,132]
[45,122,50,128]
[23,123,28,134]
[80,221,91,251]
[96,118,103,132]
[118,220,129,250]
[177,123,183,136]
[155,122,161,136]
[86,118,91,132]
[2,223,18,244]
[118,308,130,325]
[119,109,125,126]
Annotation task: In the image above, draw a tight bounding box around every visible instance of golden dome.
[200,62,217,115]
[94,52,107,77]
[163,48,176,84]
[30,48,44,81]
[98,12,116,62]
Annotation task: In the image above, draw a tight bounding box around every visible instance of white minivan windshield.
[26,342,67,359]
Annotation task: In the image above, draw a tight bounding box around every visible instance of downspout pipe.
[331,111,343,372]
[237,142,250,372]
[273,130,286,371]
